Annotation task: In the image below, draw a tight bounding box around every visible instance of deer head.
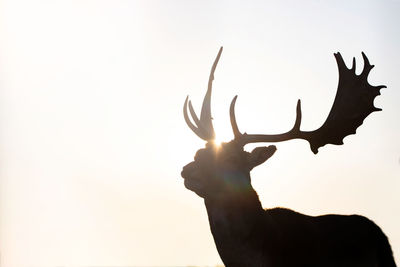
[181,47,384,198]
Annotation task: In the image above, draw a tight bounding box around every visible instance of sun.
[212,124,233,148]
[212,138,223,148]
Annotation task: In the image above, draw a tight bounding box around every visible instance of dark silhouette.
[181,47,396,267]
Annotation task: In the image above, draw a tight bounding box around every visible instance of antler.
[230,52,385,153]
[183,47,223,141]
[184,49,384,154]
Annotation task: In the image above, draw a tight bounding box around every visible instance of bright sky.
[0,0,399,266]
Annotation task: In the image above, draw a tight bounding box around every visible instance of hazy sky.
[1,0,399,266]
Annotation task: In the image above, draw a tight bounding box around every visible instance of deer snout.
[181,161,196,179]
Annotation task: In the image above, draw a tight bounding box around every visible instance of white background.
[1,1,399,266]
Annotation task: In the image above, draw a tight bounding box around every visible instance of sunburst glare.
[212,138,223,148]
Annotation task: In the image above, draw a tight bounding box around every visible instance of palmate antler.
[184,47,385,154]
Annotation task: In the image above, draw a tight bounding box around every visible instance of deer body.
[207,200,388,266]
[206,186,393,267]
[181,48,395,266]
[181,143,395,267]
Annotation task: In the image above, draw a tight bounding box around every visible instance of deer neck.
[204,177,265,265]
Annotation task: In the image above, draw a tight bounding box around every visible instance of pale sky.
[0,0,399,266]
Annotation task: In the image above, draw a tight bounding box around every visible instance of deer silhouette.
[181,47,396,267]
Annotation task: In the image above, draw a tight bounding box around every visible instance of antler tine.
[351,57,356,71]
[229,95,242,139]
[183,47,223,142]
[361,52,374,77]
[183,96,208,140]
[292,99,302,132]
[188,100,200,126]
[198,46,223,140]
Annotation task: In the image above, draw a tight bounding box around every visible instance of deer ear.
[248,145,277,170]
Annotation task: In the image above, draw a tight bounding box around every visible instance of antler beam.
[230,97,303,143]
